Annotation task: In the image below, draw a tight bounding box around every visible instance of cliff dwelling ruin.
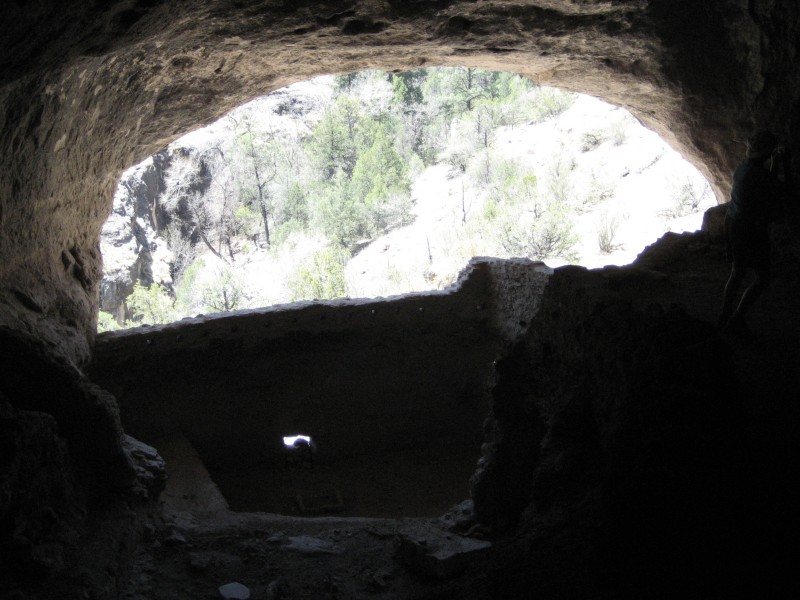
[2,1,799,599]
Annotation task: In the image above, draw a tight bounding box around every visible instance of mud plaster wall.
[90,259,550,472]
[1,0,800,367]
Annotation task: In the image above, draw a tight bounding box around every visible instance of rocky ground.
[123,434,490,600]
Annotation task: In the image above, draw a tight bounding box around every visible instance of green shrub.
[579,170,616,213]
[174,257,205,315]
[608,115,632,146]
[530,88,576,123]
[495,199,579,262]
[126,281,175,326]
[97,311,122,332]
[289,246,350,301]
[596,211,622,254]
[234,205,261,238]
[662,177,712,219]
[545,152,576,208]
[581,130,606,152]
[197,266,246,313]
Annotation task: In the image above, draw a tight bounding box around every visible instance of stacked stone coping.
[93,257,554,355]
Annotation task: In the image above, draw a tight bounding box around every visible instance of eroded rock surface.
[0,327,166,598]
[100,151,174,322]
[473,228,800,598]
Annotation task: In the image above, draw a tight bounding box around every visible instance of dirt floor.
[122,511,488,600]
[209,444,481,518]
[122,434,488,599]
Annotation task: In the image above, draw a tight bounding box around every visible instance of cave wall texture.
[1,1,800,598]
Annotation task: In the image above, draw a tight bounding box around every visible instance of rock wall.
[101,151,173,321]
[471,231,800,598]
[0,326,165,597]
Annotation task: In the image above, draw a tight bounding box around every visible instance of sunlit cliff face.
[98,72,714,331]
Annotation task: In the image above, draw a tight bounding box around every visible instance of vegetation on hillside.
[100,68,710,330]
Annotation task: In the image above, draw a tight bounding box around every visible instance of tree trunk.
[193,223,228,264]
[258,193,271,248]
[247,136,271,248]
[461,181,468,223]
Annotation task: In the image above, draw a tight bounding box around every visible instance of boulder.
[219,581,250,600]
[395,531,492,580]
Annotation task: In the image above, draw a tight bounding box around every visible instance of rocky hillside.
[99,78,332,326]
[100,74,714,328]
[345,94,713,298]
[100,151,173,322]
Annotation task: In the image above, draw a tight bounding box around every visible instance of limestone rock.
[395,531,492,580]
[219,581,250,600]
[100,152,174,322]
[122,434,167,500]
[284,536,340,556]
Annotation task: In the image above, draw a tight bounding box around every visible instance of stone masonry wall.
[90,259,547,473]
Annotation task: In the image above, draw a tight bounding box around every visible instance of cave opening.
[92,67,717,521]
[97,67,715,333]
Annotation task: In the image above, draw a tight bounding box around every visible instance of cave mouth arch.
[99,68,714,332]
[92,65,712,517]
[94,67,715,518]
